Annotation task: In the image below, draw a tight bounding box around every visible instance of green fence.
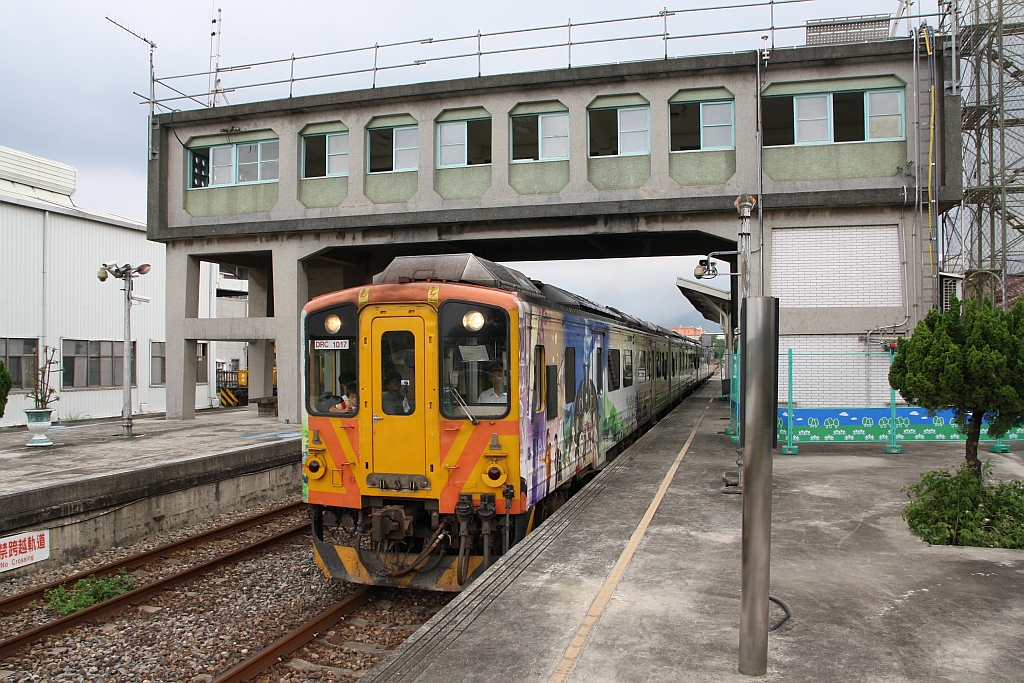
[727,349,1018,455]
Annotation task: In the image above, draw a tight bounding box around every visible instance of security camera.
[694,261,707,279]
[97,267,109,282]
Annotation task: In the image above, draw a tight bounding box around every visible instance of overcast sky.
[0,0,939,328]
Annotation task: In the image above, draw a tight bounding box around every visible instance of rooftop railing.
[147,0,949,112]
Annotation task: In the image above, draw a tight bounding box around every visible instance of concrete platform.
[0,408,301,536]
[364,383,1024,683]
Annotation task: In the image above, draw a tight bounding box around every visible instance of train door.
[369,316,426,476]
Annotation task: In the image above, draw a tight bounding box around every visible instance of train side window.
[672,352,677,377]
[608,349,620,390]
[637,350,647,383]
[595,347,603,393]
[623,350,633,387]
[564,347,576,403]
[545,365,559,417]
[533,345,545,414]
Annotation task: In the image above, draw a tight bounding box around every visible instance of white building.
[0,145,226,427]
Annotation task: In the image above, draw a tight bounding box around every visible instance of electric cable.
[768,595,791,631]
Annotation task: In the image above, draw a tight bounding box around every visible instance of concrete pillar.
[246,266,274,402]
[273,246,309,424]
[166,247,199,420]
[247,340,276,401]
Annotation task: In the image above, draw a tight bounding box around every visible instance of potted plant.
[25,346,60,447]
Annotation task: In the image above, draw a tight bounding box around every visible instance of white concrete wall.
[778,335,894,409]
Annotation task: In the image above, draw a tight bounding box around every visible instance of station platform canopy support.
[676,277,732,397]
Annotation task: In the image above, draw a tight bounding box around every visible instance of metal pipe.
[738,296,777,676]
[123,270,134,437]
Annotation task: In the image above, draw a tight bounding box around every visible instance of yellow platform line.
[547,394,714,683]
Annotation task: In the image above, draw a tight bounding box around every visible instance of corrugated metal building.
[0,145,220,427]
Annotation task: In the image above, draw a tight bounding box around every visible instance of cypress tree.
[889,296,1024,476]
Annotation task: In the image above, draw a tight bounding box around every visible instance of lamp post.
[98,263,151,437]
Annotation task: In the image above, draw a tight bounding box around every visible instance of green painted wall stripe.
[186,129,277,148]
[367,114,417,129]
[301,121,349,135]
[589,93,649,110]
[669,87,734,104]
[509,101,568,116]
[763,75,905,96]
[436,107,491,122]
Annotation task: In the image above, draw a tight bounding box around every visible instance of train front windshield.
[440,301,510,419]
[307,305,359,415]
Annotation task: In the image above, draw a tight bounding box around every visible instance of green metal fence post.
[730,350,740,444]
[782,348,798,454]
[989,437,1011,453]
[885,347,902,454]
[725,350,737,435]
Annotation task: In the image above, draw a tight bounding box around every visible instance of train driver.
[477,362,508,404]
[382,371,413,415]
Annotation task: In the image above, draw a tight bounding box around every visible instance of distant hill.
[659,310,721,332]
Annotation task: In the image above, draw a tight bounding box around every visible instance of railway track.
[211,586,378,683]
[0,502,308,660]
[0,500,305,615]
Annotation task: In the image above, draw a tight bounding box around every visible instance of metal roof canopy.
[675,277,731,324]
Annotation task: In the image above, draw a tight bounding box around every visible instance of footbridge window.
[670,100,734,151]
[588,106,650,157]
[368,125,418,173]
[437,118,492,168]
[303,132,349,178]
[511,111,569,161]
[190,139,279,188]
[763,88,904,147]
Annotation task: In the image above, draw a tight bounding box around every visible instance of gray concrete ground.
[366,383,1024,683]
[0,408,301,534]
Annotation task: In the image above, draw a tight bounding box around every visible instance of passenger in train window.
[477,362,508,404]
[382,371,413,414]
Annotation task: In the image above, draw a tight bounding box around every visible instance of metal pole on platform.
[739,296,777,676]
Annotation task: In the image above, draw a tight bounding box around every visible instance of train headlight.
[462,310,485,332]
[324,314,342,334]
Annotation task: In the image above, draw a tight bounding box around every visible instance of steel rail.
[0,523,309,660]
[0,501,305,614]
[210,586,379,683]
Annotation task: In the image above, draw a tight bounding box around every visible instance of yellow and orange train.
[302,254,714,590]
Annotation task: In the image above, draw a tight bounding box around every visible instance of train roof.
[374,254,688,343]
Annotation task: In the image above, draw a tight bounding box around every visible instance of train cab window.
[533,345,546,414]
[440,301,510,419]
[608,349,621,390]
[306,305,359,415]
[564,347,576,403]
[381,331,416,415]
[623,350,633,387]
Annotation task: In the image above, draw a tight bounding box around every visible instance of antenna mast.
[209,7,224,107]
[106,17,158,160]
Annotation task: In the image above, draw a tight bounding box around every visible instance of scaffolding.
[945,0,1024,307]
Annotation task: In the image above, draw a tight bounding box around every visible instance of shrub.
[903,461,1024,549]
[44,570,136,616]
[0,360,11,419]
